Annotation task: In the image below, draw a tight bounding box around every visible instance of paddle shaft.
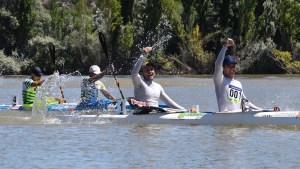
[98,32,125,99]
[49,43,65,99]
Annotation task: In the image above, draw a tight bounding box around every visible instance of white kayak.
[55,109,300,126]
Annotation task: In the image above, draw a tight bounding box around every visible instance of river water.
[0,75,300,169]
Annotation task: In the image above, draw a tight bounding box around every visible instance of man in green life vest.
[22,67,45,109]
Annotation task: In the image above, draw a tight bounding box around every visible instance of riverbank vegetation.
[0,0,299,75]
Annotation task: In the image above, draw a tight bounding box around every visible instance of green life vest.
[22,86,37,108]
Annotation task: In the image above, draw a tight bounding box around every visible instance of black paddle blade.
[98,32,109,59]
[49,43,56,65]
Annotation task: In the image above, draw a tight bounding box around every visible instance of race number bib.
[227,84,242,104]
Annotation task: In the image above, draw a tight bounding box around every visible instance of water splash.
[32,72,61,121]
[31,71,81,123]
[64,70,81,77]
[135,20,173,53]
[151,35,172,50]
[136,34,172,54]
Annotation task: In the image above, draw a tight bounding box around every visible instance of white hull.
[55,110,300,126]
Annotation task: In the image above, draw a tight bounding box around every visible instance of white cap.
[89,65,101,74]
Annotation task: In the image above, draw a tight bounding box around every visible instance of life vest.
[22,82,37,108]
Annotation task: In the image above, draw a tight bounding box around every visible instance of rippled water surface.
[1,75,300,169]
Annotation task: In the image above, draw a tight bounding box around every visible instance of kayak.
[0,99,168,112]
[54,110,300,126]
[0,101,114,111]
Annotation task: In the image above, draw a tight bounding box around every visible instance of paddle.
[49,42,65,101]
[127,97,184,114]
[98,32,125,99]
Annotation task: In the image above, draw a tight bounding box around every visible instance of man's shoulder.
[231,78,243,87]
[95,80,105,87]
[82,76,90,80]
[232,78,241,83]
[152,81,163,88]
[23,77,34,89]
[23,77,33,83]
[95,80,104,84]
[81,76,92,83]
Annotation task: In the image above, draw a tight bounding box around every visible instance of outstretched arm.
[248,102,263,111]
[160,88,186,110]
[242,93,263,111]
[100,89,116,100]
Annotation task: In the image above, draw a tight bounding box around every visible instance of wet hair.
[140,62,155,73]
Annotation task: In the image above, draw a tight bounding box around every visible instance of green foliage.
[31,1,52,36]
[111,21,134,74]
[276,0,300,51]
[155,54,176,73]
[0,8,19,51]
[186,25,214,73]
[235,0,257,44]
[0,0,300,75]
[94,0,123,34]
[274,49,291,64]
[74,0,93,34]
[195,0,219,34]
[0,50,32,75]
[273,49,300,73]
[0,50,20,74]
[160,0,185,40]
[256,0,278,39]
[61,31,102,73]
[27,35,59,73]
[238,38,277,73]
[293,42,300,60]
[0,0,36,55]
[117,22,134,55]
[50,0,65,39]
[290,61,300,73]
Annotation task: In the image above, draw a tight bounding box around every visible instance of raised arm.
[88,64,114,83]
[131,47,152,86]
[213,38,235,82]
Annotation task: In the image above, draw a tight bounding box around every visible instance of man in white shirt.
[131,47,185,111]
[213,38,262,112]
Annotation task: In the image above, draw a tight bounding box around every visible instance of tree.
[0,0,35,55]
[94,0,124,71]
[276,0,300,51]
[0,8,19,54]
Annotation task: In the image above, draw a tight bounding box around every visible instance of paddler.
[131,47,185,112]
[80,65,116,106]
[22,67,45,109]
[213,38,262,112]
